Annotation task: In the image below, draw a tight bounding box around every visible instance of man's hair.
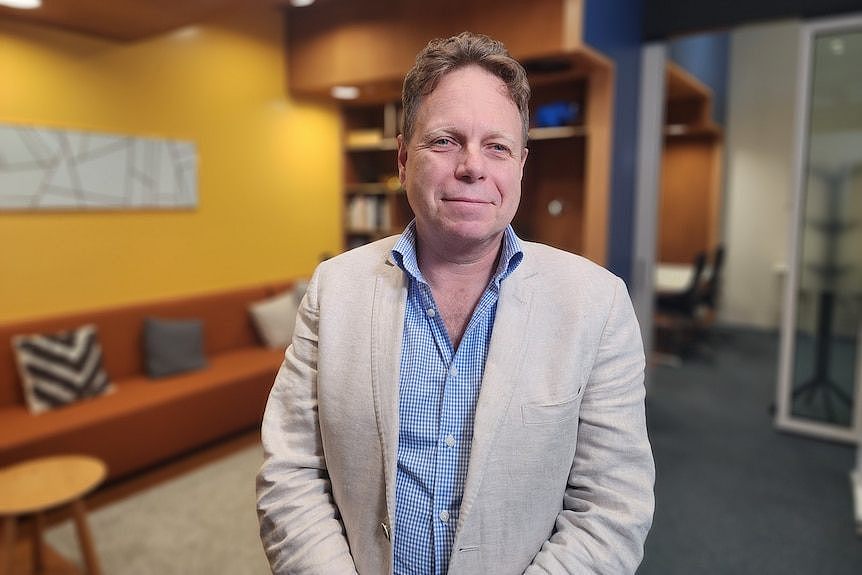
[401,31,530,146]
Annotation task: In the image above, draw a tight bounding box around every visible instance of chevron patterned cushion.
[12,324,115,414]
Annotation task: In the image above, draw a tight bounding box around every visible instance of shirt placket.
[425,284,500,575]
[391,225,522,575]
[416,283,453,575]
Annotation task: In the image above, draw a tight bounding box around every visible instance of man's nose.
[454,145,485,182]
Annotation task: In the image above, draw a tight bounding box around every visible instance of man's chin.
[439,221,505,248]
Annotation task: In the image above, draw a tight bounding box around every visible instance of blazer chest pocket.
[521,387,584,425]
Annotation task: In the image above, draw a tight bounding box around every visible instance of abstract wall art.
[0,123,197,210]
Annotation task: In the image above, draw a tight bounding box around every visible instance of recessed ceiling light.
[829,38,845,56]
[290,0,315,7]
[0,0,42,9]
[331,86,360,100]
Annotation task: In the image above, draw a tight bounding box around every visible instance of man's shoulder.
[317,235,400,278]
[515,241,630,320]
[520,241,620,288]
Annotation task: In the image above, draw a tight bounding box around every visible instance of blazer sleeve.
[525,276,656,574]
[256,270,359,575]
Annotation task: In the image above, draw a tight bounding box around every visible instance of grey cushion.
[143,318,207,378]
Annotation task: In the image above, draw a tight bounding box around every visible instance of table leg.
[33,512,45,573]
[1,516,16,575]
[71,500,101,575]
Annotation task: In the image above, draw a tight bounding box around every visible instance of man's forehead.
[418,70,518,115]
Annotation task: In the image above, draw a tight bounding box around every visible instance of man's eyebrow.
[483,131,519,145]
[422,126,459,136]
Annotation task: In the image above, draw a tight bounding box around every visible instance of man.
[257,32,654,574]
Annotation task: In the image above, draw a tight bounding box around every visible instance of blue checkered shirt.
[390,221,523,575]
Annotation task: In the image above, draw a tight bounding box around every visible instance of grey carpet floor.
[45,444,270,575]
[639,328,862,574]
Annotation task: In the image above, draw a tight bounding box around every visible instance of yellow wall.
[0,4,342,323]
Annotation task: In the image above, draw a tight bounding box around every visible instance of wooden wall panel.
[659,135,720,264]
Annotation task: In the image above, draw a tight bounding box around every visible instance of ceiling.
[0,0,283,41]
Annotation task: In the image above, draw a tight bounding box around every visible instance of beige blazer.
[257,236,655,575]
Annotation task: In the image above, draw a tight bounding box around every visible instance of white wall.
[719,20,801,330]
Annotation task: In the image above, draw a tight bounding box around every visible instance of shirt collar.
[391,220,524,288]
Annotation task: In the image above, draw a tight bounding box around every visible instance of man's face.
[397,65,528,253]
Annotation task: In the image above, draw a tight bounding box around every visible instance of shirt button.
[439,510,450,523]
[426,307,436,317]
[445,434,455,447]
[449,365,458,377]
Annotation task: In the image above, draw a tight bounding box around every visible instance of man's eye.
[489,143,510,154]
[432,137,453,146]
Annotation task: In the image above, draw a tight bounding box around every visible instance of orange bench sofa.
[0,283,290,482]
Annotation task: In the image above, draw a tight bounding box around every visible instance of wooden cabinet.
[286,0,585,98]
[339,47,614,263]
[518,50,613,259]
[659,63,723,265]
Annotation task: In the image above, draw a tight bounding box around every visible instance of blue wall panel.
[585,0,644,284]
[669,32,730,125]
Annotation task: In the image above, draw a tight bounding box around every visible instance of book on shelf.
[346,129,384,148]
[347,195,390,233]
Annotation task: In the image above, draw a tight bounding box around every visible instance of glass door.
[776,16,862,443]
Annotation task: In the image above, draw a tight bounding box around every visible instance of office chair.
[690,244,726,350]
[653,251,708,361]
[699,245,725,314]
[656,251,708,316]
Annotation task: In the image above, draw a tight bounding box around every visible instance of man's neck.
[415,232,504,290]
[414,231,504,350]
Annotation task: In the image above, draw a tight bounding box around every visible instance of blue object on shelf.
[535,101,580,127]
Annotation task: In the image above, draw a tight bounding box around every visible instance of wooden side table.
[0,455,106,575]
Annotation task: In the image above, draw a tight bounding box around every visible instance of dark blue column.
[669,32,730,125]
[585,0,644,284]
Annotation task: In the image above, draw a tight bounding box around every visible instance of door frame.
[631,42,667,382]
[774,12,862,444]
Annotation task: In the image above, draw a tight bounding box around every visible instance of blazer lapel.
[371,255,408,528]
[457,264,536,533]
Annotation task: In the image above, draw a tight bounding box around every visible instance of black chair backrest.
[685,251,709,300]
[700,245,725,308]
[656,250,708,316]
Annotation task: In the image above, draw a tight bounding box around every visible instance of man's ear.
[396,134,408,186]
[519,147,529,178]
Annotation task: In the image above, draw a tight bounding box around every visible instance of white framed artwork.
[0,123,197,210]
